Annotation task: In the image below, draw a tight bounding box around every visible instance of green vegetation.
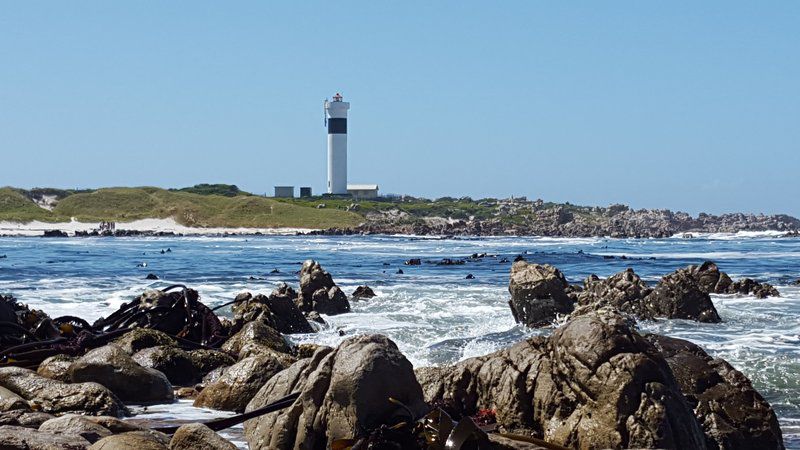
[279,196,501,220]
[0,186,362,229]
[171,184,248,197]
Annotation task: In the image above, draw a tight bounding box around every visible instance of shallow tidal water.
[1,232,798,448]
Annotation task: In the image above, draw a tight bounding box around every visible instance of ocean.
[1,232,798,448]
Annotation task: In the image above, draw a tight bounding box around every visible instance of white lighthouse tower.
[325,93,349,194]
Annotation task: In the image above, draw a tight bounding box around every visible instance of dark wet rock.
[351,285,376,299]
[169,423,237,450]
[68,344,174,404]
[507,260,573,327]
[39,414,113,443]
[221,321,291,360]
[417,309,707,449]
[436,258,465,265]
[573,268,654,319]
[132,346,196,386]
[396,269,404,274]
[112,328,177,355]
[88,430,170,450]
[42,230,68,238]
[232,286,313,334]
[187,349,235,379]
[296,260,351,315]
[0,425,90,449]
[305,311,325,325]
[465,274,475,279]
[193,353,285,413]
[0,367,126,416]
[145,273,159,280]
[37,354,76,382]
[646,334,784,450]
[646,270,722,323]
[244,334,427,449]
[404,258,421,266]
[676,261,779,298]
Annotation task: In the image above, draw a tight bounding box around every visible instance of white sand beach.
[0,218,314,237]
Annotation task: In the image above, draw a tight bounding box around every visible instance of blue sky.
[1,2,798,215]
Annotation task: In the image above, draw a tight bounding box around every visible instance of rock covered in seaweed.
[507,260,574,327]
[244,334,427,449]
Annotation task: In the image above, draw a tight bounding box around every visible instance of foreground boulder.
[68,344,174,404]
[37,354,76,382]
[0,367,126,416]
[0,425,90,449]
[194,353,286,412]
[296,260,351,315]
[169,423,237,450]
[646,334,784,450]
[39,414,113,443]
[417,309,708,449]
[507,260,573,327]
[244,334,427,449]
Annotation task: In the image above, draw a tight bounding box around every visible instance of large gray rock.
[169,423,237,450]
[646,334,784,450]
[244,334,427,449]
[221,320,292,362]
[0,367,126,416]
[575,268,653,317]
[68,344,174,404]
[88,430,170,450]
[507,260,574,327]
[39,414,113,443]
[296,260,351,315]
[0,410,54,428]
[0,425,91,449]
[193,353,285,412]
[37,354,76,382]
[417,309,708,449]
[132,346,196,386]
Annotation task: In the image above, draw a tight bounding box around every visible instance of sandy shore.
[0,218,314,237]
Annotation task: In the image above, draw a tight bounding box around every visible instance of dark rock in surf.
[507,260,573,327]
[42,230,68,238]
[232,285,313,334]
[404,258,421,266]
[645,270,722,323]
[296,260,350,315]
[145,273,159,280]
[351,285,376,299]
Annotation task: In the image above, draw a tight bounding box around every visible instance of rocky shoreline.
[0,259,787,449]
[313,201,800,238]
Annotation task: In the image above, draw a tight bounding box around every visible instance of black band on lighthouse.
[327,118,347,134]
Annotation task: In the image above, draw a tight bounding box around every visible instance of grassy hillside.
[0,187,363,229]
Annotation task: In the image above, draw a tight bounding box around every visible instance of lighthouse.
[325,93,349,194]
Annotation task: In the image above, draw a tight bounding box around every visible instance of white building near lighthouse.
[325,93,349,194]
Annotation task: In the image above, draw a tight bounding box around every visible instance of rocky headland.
[0,259,787,449]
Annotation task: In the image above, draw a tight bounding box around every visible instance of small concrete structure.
[347,184,379,199]
[300,187,312,198]
[274,186,294,198]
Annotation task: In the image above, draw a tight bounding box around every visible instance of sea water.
[1,233,798,448]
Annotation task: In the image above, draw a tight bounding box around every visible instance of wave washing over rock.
[0,234,798,448]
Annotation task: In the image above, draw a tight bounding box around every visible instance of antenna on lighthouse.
[323,99,328,126]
